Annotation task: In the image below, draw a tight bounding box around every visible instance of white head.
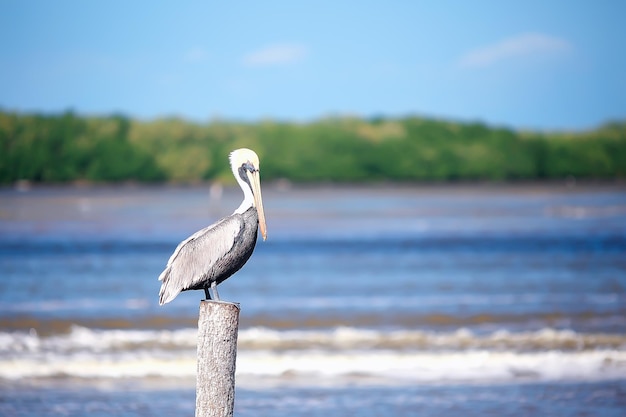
[229,148,267,241]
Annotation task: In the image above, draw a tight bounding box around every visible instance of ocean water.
[0,183,625,416]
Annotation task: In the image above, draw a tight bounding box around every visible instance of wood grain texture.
[195,301,240,417]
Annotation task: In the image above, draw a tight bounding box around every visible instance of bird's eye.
[242,162,257,173]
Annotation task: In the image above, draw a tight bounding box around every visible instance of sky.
[1,1,625,130]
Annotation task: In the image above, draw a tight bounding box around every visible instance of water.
[1,183,625,416]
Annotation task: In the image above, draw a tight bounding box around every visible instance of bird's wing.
[158,215,243,304]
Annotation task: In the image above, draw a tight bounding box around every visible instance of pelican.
[158,148,267,305]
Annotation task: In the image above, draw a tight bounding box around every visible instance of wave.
[3,326,625,355]
[3,348,624,386]
[238,327,626,351]
[236,350,626,385]
[1,326,625,384]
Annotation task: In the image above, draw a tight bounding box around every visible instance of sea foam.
[1,326,624,385]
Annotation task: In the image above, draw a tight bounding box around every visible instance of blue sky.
[1,1,625,130]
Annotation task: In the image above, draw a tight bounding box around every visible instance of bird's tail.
[158,268,180,305]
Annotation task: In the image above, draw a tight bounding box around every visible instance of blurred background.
[1,2,625,417]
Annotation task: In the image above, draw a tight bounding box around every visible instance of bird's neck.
[233,177,254,214]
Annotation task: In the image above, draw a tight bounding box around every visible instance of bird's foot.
[211,281,221,301]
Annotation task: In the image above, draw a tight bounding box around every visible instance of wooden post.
[195,300,240,417]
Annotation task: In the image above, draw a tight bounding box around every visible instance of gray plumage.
[158,207,258,305]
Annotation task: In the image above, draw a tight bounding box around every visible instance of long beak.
[249,170,267,241]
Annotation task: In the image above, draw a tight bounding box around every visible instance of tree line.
[1,110,625,185]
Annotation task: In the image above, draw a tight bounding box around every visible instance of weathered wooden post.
[195,300,240,417]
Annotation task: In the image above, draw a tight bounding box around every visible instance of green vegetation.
[1,110,625,185]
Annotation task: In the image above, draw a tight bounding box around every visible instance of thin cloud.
[459,33,572,68]
[243,43,307,67]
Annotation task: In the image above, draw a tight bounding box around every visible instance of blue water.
[1,184,625,416]
[2,381,626,417]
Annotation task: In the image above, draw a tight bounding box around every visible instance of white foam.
[237,349,626,383]
[1,347,624,385]
[2,326,625,355]
[1,355,195,379]
[1,326,625,384]
[237,326,626,351]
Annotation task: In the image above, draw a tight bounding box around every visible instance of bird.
[158,148,267,305]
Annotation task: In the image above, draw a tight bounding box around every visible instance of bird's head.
[229,148,267,241]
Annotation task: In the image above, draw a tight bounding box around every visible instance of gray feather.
[158,207,258,304]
